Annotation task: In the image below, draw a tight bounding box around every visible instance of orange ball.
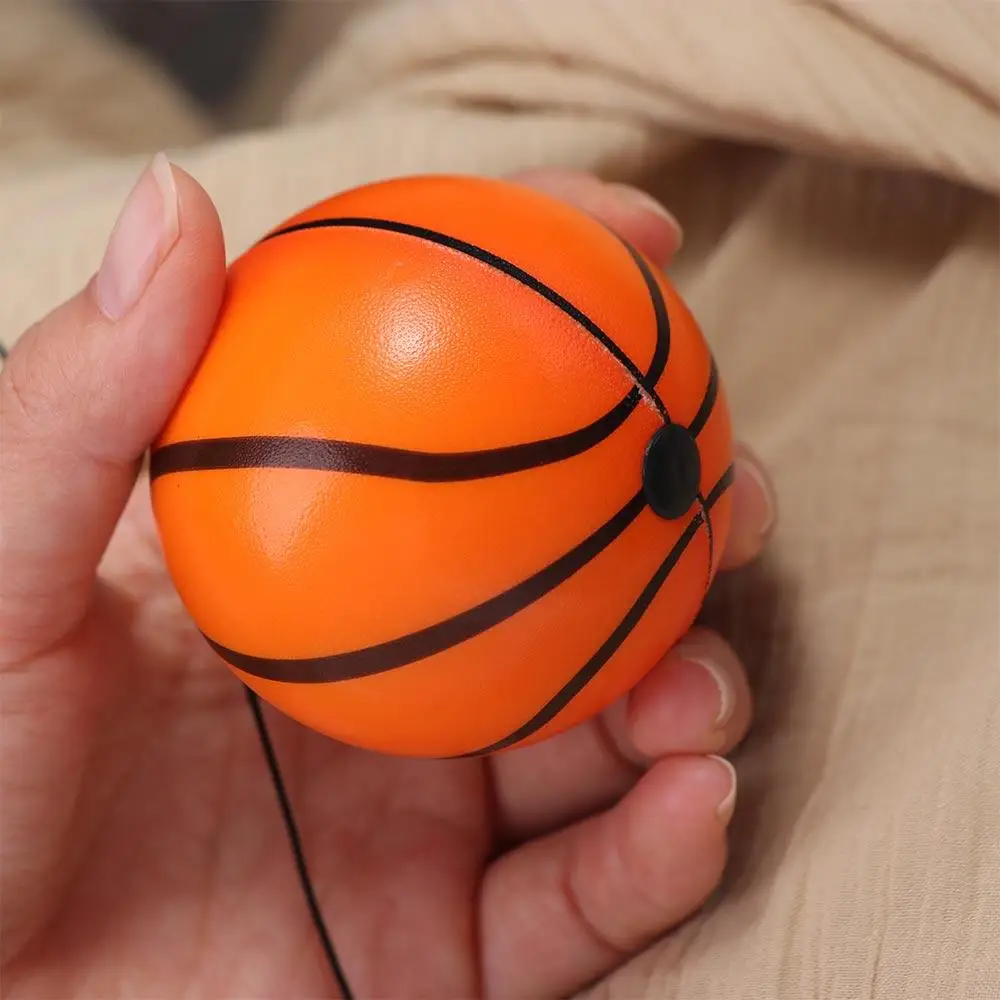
[150,175,734,758]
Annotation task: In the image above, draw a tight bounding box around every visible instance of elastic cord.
[244,687,356,999]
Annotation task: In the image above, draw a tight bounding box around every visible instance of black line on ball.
[465,512,705,755]
[464,461,734,754]
[151,388,643,482]
[206,489,649,684]
[150,359,716,483]
[619,239,670,390]
[699,493,715,573]
[704,462,736,510]
[260,215,669,418]
[205,462,733,695]
[687,357,719,439]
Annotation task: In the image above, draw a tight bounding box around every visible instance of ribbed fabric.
[1,2,998,998]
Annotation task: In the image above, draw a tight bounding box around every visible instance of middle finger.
[490,627,752,843]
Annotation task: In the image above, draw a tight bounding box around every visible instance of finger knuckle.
[0,332,69,442]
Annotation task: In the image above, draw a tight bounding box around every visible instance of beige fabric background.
[1,1,998,997]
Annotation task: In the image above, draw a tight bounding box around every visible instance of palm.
[18,683,492,998]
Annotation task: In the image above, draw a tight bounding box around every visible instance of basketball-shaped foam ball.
[150,175,734,758]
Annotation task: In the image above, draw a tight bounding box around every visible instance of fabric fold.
[0,3,997,998]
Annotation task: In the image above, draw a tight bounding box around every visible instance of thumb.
[0,156,225,965]
[0,153,226,662]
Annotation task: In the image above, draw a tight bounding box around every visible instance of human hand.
[0,159,774,998]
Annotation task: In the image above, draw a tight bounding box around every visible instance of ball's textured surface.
[150,175,734,758]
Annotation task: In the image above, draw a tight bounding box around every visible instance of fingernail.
[606,183,683,245]
[708,755,738,823]
[734,451,776,538]
[95,152,179,321]
[690,656,735,728]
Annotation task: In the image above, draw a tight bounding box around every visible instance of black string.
[243,687,357,999]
